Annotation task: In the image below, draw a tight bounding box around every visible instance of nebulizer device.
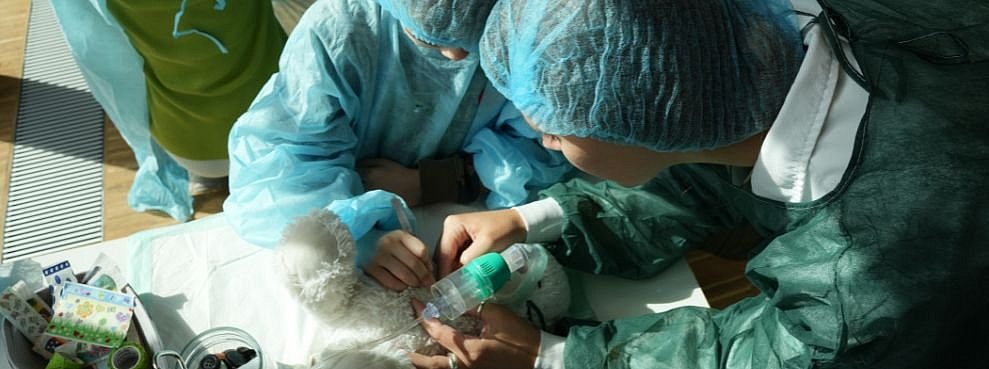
[353,244,539,351]
[390,198,533,320]
[421,244,531,320]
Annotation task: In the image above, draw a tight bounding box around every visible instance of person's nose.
[541,135,562,151]
[440,48,469,61]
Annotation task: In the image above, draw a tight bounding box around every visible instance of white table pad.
[2,204,708,368]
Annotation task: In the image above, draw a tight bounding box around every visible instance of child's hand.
[363,230,435,291]
[437,209,528,277]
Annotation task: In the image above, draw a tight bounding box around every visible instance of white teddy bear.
[274,209,571,369]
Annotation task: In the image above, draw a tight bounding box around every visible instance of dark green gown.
[542,1,989,367]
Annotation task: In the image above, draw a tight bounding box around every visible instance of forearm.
[535,332,566,369]
[226,89,363,248]
[418,154,481,205]
[560,299,819,369]
[466,117,573,209]
[225,163,363,248]
[513,198,565,243]
[539,172,738,279]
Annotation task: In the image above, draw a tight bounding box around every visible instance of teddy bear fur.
[275,209,571,369]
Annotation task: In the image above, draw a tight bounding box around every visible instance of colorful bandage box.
[0,282,50,342]
[3,273,163,369]
[8,281,54,320]
[46,282,135,348]
[82,254,126,292]
[42,261,78,297]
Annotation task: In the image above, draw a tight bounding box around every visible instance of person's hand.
[407,299,540,369]
[437,209,528,277]
[363,230,435,291]
[357,158,422,206]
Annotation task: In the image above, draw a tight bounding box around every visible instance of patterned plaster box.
[1,274,162,369]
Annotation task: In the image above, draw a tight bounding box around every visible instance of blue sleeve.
[224,13,374,249]
[327,191,419,267]
[465,102,573,208]
[50,0,192,221]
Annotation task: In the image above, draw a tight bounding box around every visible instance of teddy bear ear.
[280,209,357,261]
[314,209,358,260]
[275,209,359,304]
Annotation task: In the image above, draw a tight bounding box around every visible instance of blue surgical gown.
[223,0,571,254]
[49,0,192,221]
[50,0,285,221]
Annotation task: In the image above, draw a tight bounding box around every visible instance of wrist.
[506,208,531,246]
[534,331,566,369]
[418,155,481,205]
[512,198,564,243]
[408,168,423,206]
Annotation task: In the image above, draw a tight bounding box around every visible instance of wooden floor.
[0,0,757,309]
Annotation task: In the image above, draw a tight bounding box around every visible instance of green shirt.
[107,0,286,160]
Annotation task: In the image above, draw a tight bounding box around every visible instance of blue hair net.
[375,0,497,52]
[480,0,805,152]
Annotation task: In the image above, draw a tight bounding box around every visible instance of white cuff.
[534,331,566,369]
[512,198,564,243]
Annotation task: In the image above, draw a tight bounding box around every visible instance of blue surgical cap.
[376,0,497,52]
[480,0,805,152]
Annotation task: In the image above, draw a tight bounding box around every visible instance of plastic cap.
[465,252,511,299]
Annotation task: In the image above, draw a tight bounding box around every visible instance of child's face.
[403,28,469,61]
[525,117,686,187]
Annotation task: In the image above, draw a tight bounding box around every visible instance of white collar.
[749,3,869,203]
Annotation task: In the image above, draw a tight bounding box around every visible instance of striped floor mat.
[2,0,105,261]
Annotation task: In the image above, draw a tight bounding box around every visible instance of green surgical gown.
[540,1,989,368]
